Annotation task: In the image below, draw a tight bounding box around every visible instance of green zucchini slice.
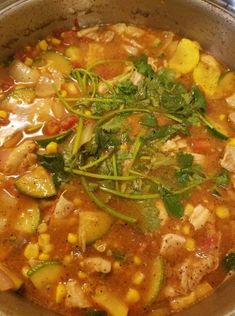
[145,256,164,305]
[27,261,63,290]
[78,211,113,246]
[15,166,56,198]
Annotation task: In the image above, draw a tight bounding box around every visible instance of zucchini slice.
[78,211,113,246]
[15,166,56,198]
[14,204,40,234]
[92,286,128,316]
[42,51,72,75]
[145,256,164,305]
[65,46,83,62]
[27,261,63,290]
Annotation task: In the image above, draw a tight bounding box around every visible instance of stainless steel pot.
[0,0,234,315]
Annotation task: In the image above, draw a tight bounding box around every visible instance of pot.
[0,0,234,315]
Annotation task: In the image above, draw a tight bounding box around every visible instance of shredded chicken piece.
[160,234,186,256]
[53,191,75,219]
[83,257,112,274]
[130,71,143,85]
[221,145,235,172]
[161,136,188,153]
[0,140,37,174]
[65,280,90,308]
[189,204,211,230]
[155,199,168,226]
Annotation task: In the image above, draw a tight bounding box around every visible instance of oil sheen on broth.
[0,23,235,316]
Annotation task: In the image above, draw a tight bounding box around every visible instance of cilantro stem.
[129,169,162,186]
[64,167,138,181]
[96,108,151,128]
[112,153,119,191]
[174,177,211,194]
[100,186,160,200]
[65,97,124,103]
[72,118,84,156]
[56,91,100,120]
[80,152,110,170]
[80,176,137,223]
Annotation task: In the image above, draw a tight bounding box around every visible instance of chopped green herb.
[222,252,235,272]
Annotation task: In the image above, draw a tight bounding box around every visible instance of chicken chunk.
[0,140,37,174]
[83,257,112,274]
[221,145,235,172]
[65,280,90,308]
[53,192,75,219]
[189,204,211,230]
[160,234,186,256]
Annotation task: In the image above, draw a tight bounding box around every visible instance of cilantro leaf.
[117,79,138,95]
[177,152,194,168]
[95,128,121,152]
[191,85,206,112]
[139,113,157,128]
[222,252,235,272]
[162,192,184,218]
[141,124,189,142]
[37,153,66,188]
[133,54,154,77]
[139,205,160,234]
[214,169,230,188]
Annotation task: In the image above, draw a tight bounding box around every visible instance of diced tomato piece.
[0,68,14,93]
[197,234,219,252]
[191,138,211,153]
[61,115,78,131]
[62,31,79,45]
[14,50,26,62]
[43,118,61,136]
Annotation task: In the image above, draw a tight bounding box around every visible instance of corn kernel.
[185,204,194,216]
[65,82,78,95]
[63,254,73,265]
[61,32,65,38]
[113,261,121,270]
[78,271,87,279]
[67,233,78,244]
[133,256,142,265]
[228,138,235,146]
[132,271,145,285]
[55,283,66,303]
[38,233,50,247]
[0,110,8,119]
[24,57,33,66]
[37,222,48,234]
[38,40,48,51]
[24,243,39,259]
[39,253,50,261]
[85,110,91,117]
[46,141,58,154]
[60,89,67,98]
[42,243,54,254]
[181,224,191,236]
[125,288,140,304]
[51,38,61,46]
[21,266,30,278]
[219,114,225,121]
[185,238,196,252]
[215,205,230,219]
[195,282,213,299]
[120,143,128,151]
[73,197,82,206]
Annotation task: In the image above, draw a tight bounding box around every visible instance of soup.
[0,23,235,316]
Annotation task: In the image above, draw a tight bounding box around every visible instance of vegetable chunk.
[168,38,200,74]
